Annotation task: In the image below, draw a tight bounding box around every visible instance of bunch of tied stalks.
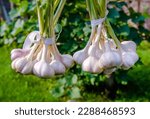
[11,0,74,78]
[73,0,139,75]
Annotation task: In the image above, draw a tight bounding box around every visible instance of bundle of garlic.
[11,0,74,78]
[73,0,139,75]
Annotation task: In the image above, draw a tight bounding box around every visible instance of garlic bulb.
[33,60,55,78]
[121,51,139,70]
[61,54,74,68]
[50,60,66,74]
[11,49,30,61]
[82,38,103,73]
[88,43,102,59]
[33,45,55,78]
[11,57,33,74]
[73,48,89,65]
[82,56,103,73]
[121,41,137,52]
[100,41,122,69]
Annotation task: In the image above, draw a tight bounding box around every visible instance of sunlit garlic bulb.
[99,40,122,69]
[73,48,89,65]
[33,45,55,78]
[121,51,139,70]
[82,42,103,73]
[50,60,66,74]
[11,57,34,74]
[61,54,74,68]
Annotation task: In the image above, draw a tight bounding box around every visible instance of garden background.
[0,0,150,102]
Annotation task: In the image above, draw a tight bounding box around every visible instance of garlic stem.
[105,20,122,49]
[85,26,97,50]
[54,0,66,25]
[26,44,39,61]
[36,0,44,34]
[41,44,48,62]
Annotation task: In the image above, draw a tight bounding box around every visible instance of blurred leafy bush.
[0,0,150,100]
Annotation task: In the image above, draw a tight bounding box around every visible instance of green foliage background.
[0,0,150,101]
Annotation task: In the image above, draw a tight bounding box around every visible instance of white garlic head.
[82,56,103,73]
[33,60,55,78]
[50,60,66,74]
[11,57,32,74]
[100,51,122,68]
[73,49,88,65]
[61,54,74,68]
[121,51,139,70]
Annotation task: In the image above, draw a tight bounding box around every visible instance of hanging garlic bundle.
[73,0,139,75]
[11,0,74,78]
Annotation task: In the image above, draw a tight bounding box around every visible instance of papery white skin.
[61,54,74,68]
[99,40,122,68]
[82,34,103,73]
[88,43,102,59]
[73,27,96,64]
[50,60,66,74]
[121,51,139,70]
[33,61,55,77]
[11,49,30,61]
[11,57,33,74]
[33,45,55,78]
[21,60,37,74]
[121,41,136,52]
[82,56,103,73]
[73,48,89,65]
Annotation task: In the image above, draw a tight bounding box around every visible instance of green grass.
[0,41,150,102]
[0,46,58,102]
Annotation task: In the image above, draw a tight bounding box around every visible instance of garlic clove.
[50,60,66,74]
[21,60,37,74]
[61,54,74,68]
[100,51,122,68]
[11,49,30,61]
[11,52,23,61]
[121,51,139,70]
[33,61,55,78]
[73,49,88,65]
[88,43,102,59]
[12,57,28,73]
[82,56,103,73]
[11,58,20,70]
[121,41,137,52]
